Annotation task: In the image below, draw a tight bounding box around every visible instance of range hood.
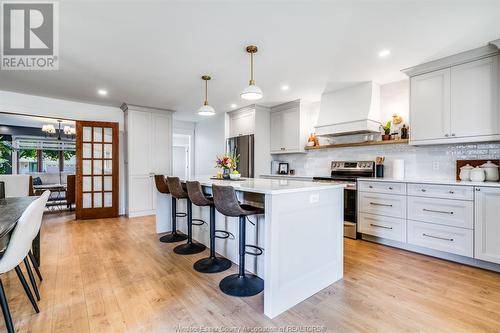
[315,81,381,137]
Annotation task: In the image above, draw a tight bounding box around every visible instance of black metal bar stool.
[186,181,232,273]
[212,185,264,297]
[166,177,206,255]
[154,175,188,243]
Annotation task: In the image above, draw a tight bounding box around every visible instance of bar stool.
[154,175,187,243]
[212,185,264,297]
[166,177,206,255]
[186,181,232,273]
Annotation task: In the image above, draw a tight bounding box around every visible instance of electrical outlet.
[310,194,319,203]
[432,162,440,171]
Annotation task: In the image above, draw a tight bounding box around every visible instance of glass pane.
[104,128,112,143]
[63,150,76,173]
[93,127,103,142]
[83,193,92,208]
[103,144,112,159]
[93,160,102,175]
[83,176,92,191]
[41,150,59,174]
[83,160,91,174]
[93,176,102,191]
[17,149,37,174]
[104,192,112,207]
[104,176,112,191]
[93,193,102,208]
[104,160,112,174]
[83,143,92,158]
[93,144,102,158]
[83,127,92,141]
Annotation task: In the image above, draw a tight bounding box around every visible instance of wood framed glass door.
[75,121,119,219]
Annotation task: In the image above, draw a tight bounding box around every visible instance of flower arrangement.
[215,153,239,170]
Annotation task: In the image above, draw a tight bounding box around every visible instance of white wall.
[0,90,126,214]
[194,113,225,176]
[380,79,409,125]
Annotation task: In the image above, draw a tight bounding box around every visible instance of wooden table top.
[0,196,37,239]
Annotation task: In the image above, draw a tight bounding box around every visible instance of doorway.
[172,134,191,179]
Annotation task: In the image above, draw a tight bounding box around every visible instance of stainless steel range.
[313,161,375,239]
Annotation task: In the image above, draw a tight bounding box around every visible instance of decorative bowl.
[229,173,241,180]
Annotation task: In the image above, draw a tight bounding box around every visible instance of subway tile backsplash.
[273,142,500,180]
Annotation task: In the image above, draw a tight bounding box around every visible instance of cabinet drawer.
[358,213,406,242]
[408,196,473,229]
[358,181,406,195]
[407,220,473,257]
[407,183,473,201]
[359,192,406,218]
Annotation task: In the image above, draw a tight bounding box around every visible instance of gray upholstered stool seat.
[154,175,187,243]
[186,181,232,273]
[167,177,206,255]
[212,185,264,297]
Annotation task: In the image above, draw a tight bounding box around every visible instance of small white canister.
[480,161,500,182]
[459,164,473,181]
[470,166,486,182]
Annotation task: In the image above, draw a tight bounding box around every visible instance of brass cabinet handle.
[421,188,427,192]
[449,190,455,194]
[388,187,394,190]
[368,185,373,188]
[370,223,393,230]
[422,233,454,242]
[423,208,454,215]
[370,202,393,207]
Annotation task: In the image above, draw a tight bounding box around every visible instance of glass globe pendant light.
[241,45,263,100]
[198,75,216,116]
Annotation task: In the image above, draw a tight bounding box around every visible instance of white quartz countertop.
[185,176,345,195]
[259,174,316,180]
[357,177,500,188]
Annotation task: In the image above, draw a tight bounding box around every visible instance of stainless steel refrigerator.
[226,134,254,178]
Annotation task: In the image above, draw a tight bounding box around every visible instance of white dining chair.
[0,192,49,333]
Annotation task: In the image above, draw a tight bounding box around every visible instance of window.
[18,149,38,174]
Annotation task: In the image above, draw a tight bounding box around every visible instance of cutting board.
[456,159,500,180]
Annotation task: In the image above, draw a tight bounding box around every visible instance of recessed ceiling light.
[281,85,289,91]
[98,89,108,96]
[378,49,391,58]
[230,104,237,108]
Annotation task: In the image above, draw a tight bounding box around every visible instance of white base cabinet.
[474,187,500,264]
[358,180,500,270]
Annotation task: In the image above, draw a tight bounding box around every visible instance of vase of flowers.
[215,153,239,179]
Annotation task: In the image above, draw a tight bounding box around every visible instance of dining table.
[0,196,40,265]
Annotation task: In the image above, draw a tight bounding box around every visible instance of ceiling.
[1,0,500,121]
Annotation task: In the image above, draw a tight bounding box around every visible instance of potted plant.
[0,136,12,174]
[215,153,239,179]
[381,121,391,141]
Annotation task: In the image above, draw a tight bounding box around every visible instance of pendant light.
[198,75,216,116]
[241,45,263,100]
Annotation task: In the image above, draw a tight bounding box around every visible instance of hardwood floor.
[1,212,500,333]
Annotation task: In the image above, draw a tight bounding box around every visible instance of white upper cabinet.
[410,68,451,141]
[228,108,255,137]
[405,45,500,145]
[451,55,499,138]
[270,100,311,154]
[474,187,500,264]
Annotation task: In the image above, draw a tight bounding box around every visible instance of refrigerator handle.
[249,136,254,178]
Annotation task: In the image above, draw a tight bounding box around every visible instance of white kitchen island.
[155,177,345,318]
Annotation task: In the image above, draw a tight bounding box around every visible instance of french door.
[76,121,119,219]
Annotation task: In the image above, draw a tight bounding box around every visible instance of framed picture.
[278,163,289,175]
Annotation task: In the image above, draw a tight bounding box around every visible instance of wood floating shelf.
[304,139,409,150]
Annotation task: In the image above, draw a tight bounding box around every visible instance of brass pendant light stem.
[246,45,258,85]
[201,75,211,104]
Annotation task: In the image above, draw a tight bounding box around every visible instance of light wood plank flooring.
[1,212,500,333]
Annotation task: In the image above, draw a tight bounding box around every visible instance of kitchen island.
[155,177,345,318]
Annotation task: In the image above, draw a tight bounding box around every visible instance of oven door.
[344,188,358,239]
